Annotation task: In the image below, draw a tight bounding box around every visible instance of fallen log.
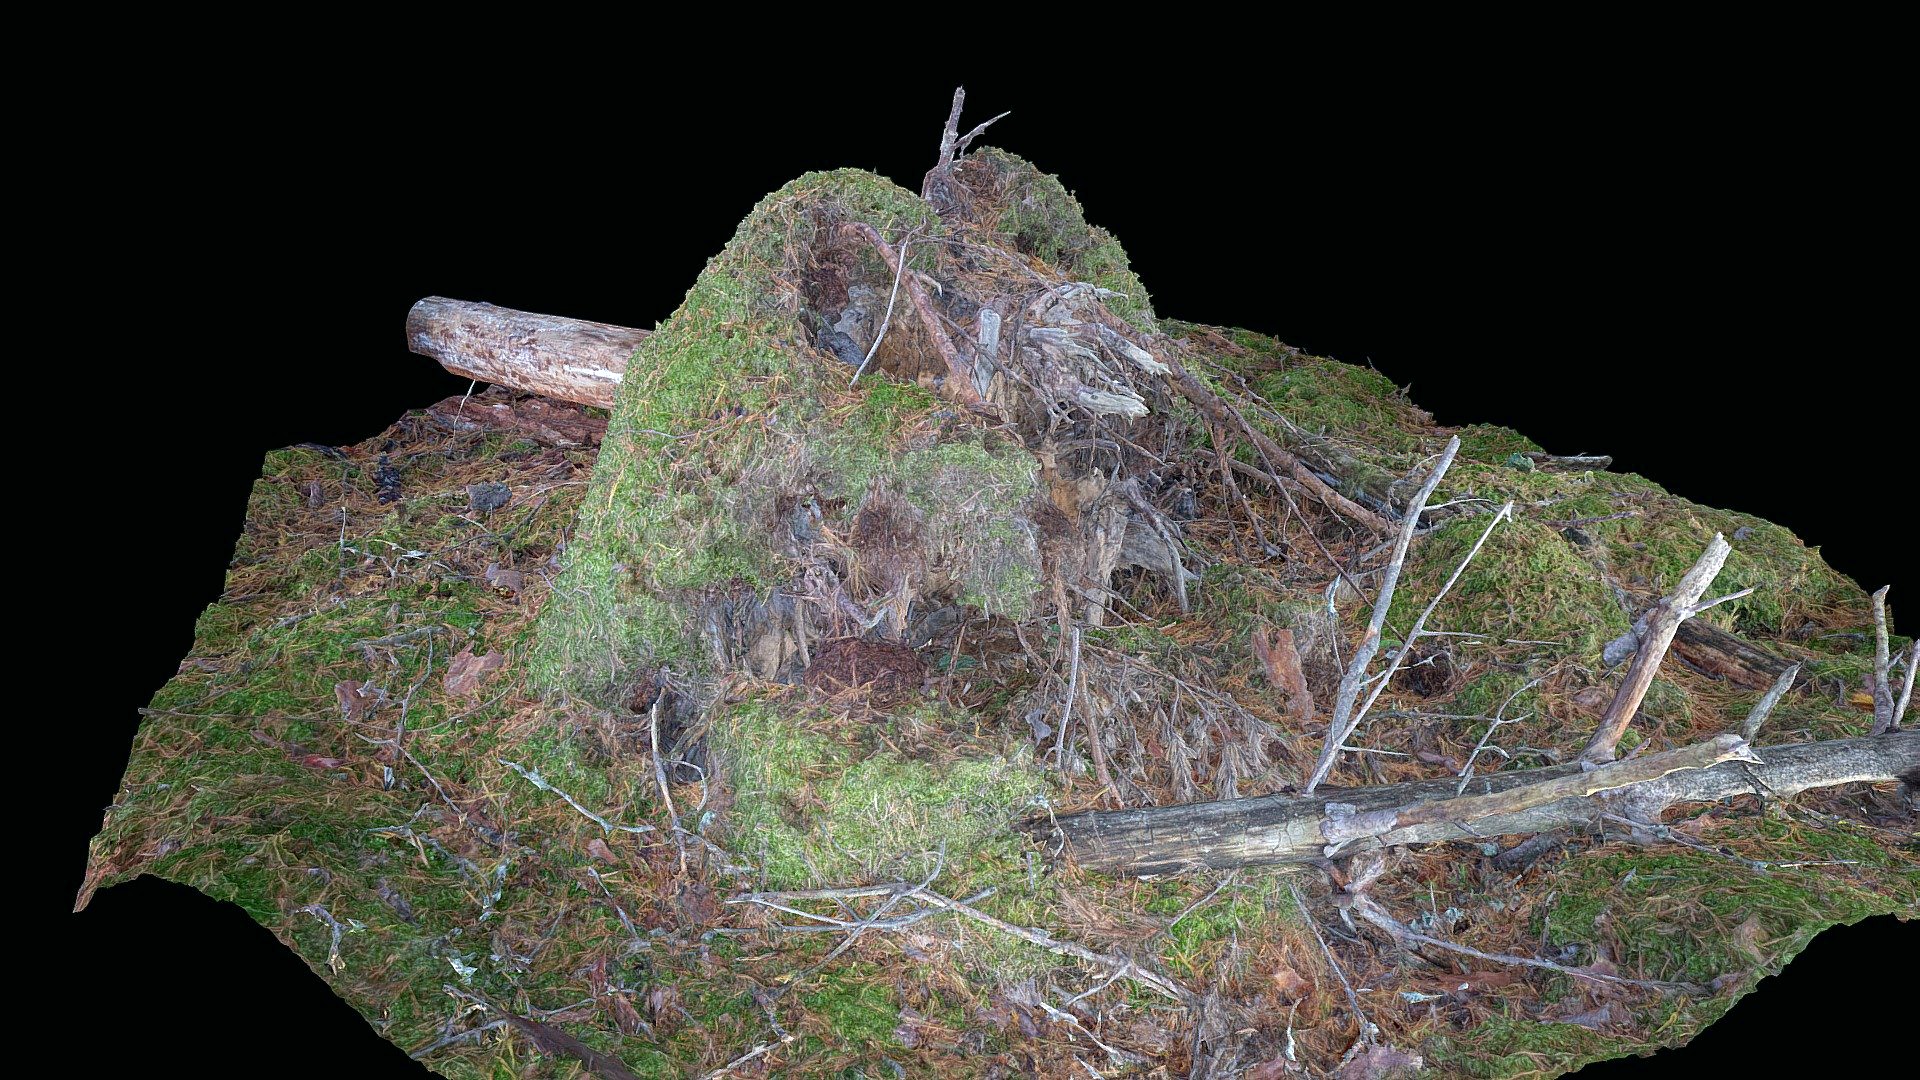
[1672,617,1795,689]
[1026,731,1917,877]
[405,296,649,409]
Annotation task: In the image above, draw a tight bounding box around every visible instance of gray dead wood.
[1581,534,1735,764]
[406,297,649,409]
[1025,731,1917,877]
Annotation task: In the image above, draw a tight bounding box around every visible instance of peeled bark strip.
[405,296,649,409]
[1029,731,1917,877]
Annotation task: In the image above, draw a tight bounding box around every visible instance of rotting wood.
[406,296,649,409]
[1027,731,1917,877]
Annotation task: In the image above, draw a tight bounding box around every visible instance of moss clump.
[529,170,939,703]
[956,147,1156,331]
[1387,515,1631,666]
[716,696,1047,890]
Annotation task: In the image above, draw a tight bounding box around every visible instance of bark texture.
[406,296,649,408]
[1028,731,1917,877]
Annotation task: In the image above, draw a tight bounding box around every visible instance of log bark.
[405,297,649,409]
[1025,731,1917,877]
[1671,617,1795,689]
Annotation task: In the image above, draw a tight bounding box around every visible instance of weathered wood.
[1026,731,1916,877]
[423,388,607,448]
[1581,535,1733,763]
[405,297,649,409]
[1671,617,1794,689]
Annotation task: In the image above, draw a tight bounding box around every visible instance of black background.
[50,46,1910,1077]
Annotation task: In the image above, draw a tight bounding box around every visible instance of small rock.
[467,482,511,512]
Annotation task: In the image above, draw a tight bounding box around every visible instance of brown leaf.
[607,992,649,1036]
[1253,625,1315,722]
[445,647,505,698]
[675,880,718,926]
[485,562,525,595]
[1571,685,1612,715]
[335,679,373,722]
[586,838,618,863]
[1733,915,1768,963]
[648,986,683,1037]
[1559,1004,1615,1031]
[1270,963,1312,1003]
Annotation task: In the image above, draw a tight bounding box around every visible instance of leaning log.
[1026,731,1917,877]
[405,297,649,409]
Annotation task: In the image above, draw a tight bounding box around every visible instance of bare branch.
[1305,437,1462,794]
[1742,662,1800,742]
[1870,586,1898,734]
[1580,533,1733,764]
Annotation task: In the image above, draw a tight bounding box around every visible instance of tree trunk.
[405,297,648,409]
[1026,731,1917,877]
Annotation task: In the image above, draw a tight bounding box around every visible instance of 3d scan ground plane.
[83,99,1916,1078]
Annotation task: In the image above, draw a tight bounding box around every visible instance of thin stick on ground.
[1306,437,1462,794]
[908,889,1194,1003]
[1350,894,1705,995]
[1742,662,1801,741]
[499,759,655,836]
[1581,534,1734,764]
[1288,879,1368,1033]
[649,698,688,874]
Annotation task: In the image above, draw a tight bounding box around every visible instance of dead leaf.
[1253,625,1315,722]
[675,880,718,925]
[1571,685,1612,714]
[335,679,373,721]
[1733,915,1768,963]
[445,647,505,698]
[894,1004,926,1049]
[586,838,618,863]
[485,562,525,595]
[1270,963,1312,1003]
[608,992,649,1036]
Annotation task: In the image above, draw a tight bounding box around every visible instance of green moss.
[1388,515,1630,665]
[715,697,1047,891]
[1424,1015,1629,1078]
[530,170,944,703]
[1455,423,1545,464]
[801,967,902,1051]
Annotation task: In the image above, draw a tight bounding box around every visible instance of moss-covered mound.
[82,148,1914,1079]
